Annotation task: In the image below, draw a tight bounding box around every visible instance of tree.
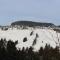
[23,37,27,42]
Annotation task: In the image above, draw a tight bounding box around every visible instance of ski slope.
[0,27,60,51]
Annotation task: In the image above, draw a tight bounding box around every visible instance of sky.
[0,0,60,25]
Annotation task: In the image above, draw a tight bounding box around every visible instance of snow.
[0,27,60,51]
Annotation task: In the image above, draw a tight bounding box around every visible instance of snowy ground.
[0,27,60,51]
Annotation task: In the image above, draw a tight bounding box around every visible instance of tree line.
[0,38,60,60]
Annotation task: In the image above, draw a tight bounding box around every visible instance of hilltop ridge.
[11,21,55,27]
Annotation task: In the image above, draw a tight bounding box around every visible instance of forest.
[11,21,55,27]
[0,38,60,60]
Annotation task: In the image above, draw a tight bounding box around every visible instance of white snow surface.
[0,28,60,51]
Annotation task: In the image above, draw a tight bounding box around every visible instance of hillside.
[0,21,60,51]
[0,27,60,51]
[11,21,55,27]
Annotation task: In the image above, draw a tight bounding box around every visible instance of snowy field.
[0,27,60,51]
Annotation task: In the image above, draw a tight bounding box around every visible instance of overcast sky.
[0,0,60,25]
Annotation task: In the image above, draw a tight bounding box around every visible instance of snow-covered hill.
[0,26,60,51]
